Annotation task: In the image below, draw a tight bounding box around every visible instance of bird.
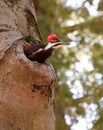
[23,34,68,63]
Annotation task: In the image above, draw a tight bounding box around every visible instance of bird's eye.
[51,39,60,43]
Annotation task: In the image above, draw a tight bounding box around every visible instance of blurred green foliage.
[34,0,103,130]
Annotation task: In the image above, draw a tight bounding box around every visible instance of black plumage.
[24,44,53,63]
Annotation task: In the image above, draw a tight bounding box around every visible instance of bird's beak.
[52,42,66,49]
[44,42,69,50]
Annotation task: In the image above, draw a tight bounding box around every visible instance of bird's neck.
[44,42,53,50]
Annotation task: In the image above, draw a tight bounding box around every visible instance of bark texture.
[0,0,56,130]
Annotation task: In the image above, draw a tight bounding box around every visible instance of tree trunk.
[0,0,56,130]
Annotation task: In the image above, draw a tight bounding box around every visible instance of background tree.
[0,0,56,130]
[34,0,103,130]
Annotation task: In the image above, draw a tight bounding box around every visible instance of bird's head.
[45,34,67,50]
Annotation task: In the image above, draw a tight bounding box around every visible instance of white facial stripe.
[44,42,65,50]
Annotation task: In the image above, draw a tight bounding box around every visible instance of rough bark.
[0,0,56,130]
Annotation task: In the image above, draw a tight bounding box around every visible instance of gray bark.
[0,0,56,130]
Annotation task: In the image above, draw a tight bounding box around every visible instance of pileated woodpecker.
[23,34,68,63]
